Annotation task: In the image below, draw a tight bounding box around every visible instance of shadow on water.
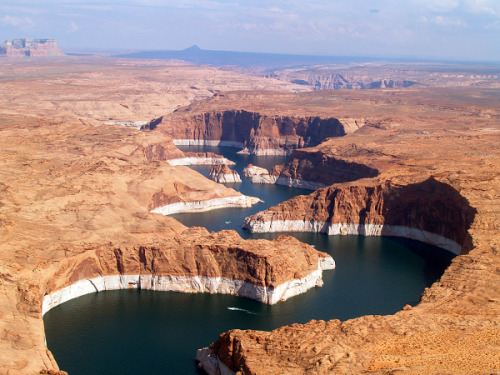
[44,145,455,375]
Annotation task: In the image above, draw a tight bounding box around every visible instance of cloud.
[465,0,499,16]
[1,14,34,26]
[434,15,468,26]
[269,7,284,13]
[420,15,468,27]
[67,21,79,33]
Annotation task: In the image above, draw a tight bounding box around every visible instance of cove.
[43,145,454,375]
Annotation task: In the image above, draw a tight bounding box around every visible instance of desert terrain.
[0,55,498,375]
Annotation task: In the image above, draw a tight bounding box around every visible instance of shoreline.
[172,139,291,156]
[243,219,462,255]
[42,257,335,316]
[167,156,235,166]
[151,195,261,215]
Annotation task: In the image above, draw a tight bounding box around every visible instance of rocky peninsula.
[208,164,242,183]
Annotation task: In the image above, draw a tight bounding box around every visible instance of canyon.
[196,88,500,374]
[148,92,358,155]
[265,62,500,90]
[0,56,498,375]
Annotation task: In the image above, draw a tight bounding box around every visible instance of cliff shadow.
[380,178,477,254]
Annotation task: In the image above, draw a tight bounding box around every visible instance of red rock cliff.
[270,148,379,187]
[150,109,348,154]
[243,178,476,254]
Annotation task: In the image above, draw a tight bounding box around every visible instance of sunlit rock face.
[208,164,242,183]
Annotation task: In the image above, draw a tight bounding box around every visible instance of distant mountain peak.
[183,45,202,52]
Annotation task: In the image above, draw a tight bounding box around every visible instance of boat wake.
[227,307,260,315]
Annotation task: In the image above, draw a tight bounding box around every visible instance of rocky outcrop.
[243,178,475,255]
[266,148,379,190]
[41,228,335,311]
[0,39,63,57]
[267,62,500,90]
[208,164,242,183]
[151,106,349,155]
[243,164,277,184]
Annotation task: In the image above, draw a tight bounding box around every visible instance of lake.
[44,145,453,375]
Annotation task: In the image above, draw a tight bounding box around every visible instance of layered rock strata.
[41,228,335,313]
[243,164,277,184]
[243,178,475,255]
[149,92,359,155]
[269,149,379,189]
[0,38,64,57]
[161,110,346,155]
[152,195,259,214]
[208,164,242,183]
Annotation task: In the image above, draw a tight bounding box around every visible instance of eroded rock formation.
[209,164,242,183]
[269,148,379,189]
[156,109,346,155]
[42,228,334,311]
[168,152,236,166]
[243,164,277,184]
[148,92,360,155]
[243,178,476,254]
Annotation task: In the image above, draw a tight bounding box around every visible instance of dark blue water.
[44,145,454,375]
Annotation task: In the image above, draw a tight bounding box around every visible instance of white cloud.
[465,0,499,16]
[269,7,284,13]
[67,21,79,33]
[1,14,34,26]
[434,15,468,26]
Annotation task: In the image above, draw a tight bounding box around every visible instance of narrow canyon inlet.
[43,146,454,375]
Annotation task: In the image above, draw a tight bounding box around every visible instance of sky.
[0,0,499,62]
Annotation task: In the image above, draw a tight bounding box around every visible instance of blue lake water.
[44,145,454,375]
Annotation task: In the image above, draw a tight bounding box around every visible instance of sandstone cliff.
[270,148,379,189]
[154,109,346,155]
[243,178,475,254]
[209,164,242,183]
[0,38,63,57]
[148,92,362,155]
